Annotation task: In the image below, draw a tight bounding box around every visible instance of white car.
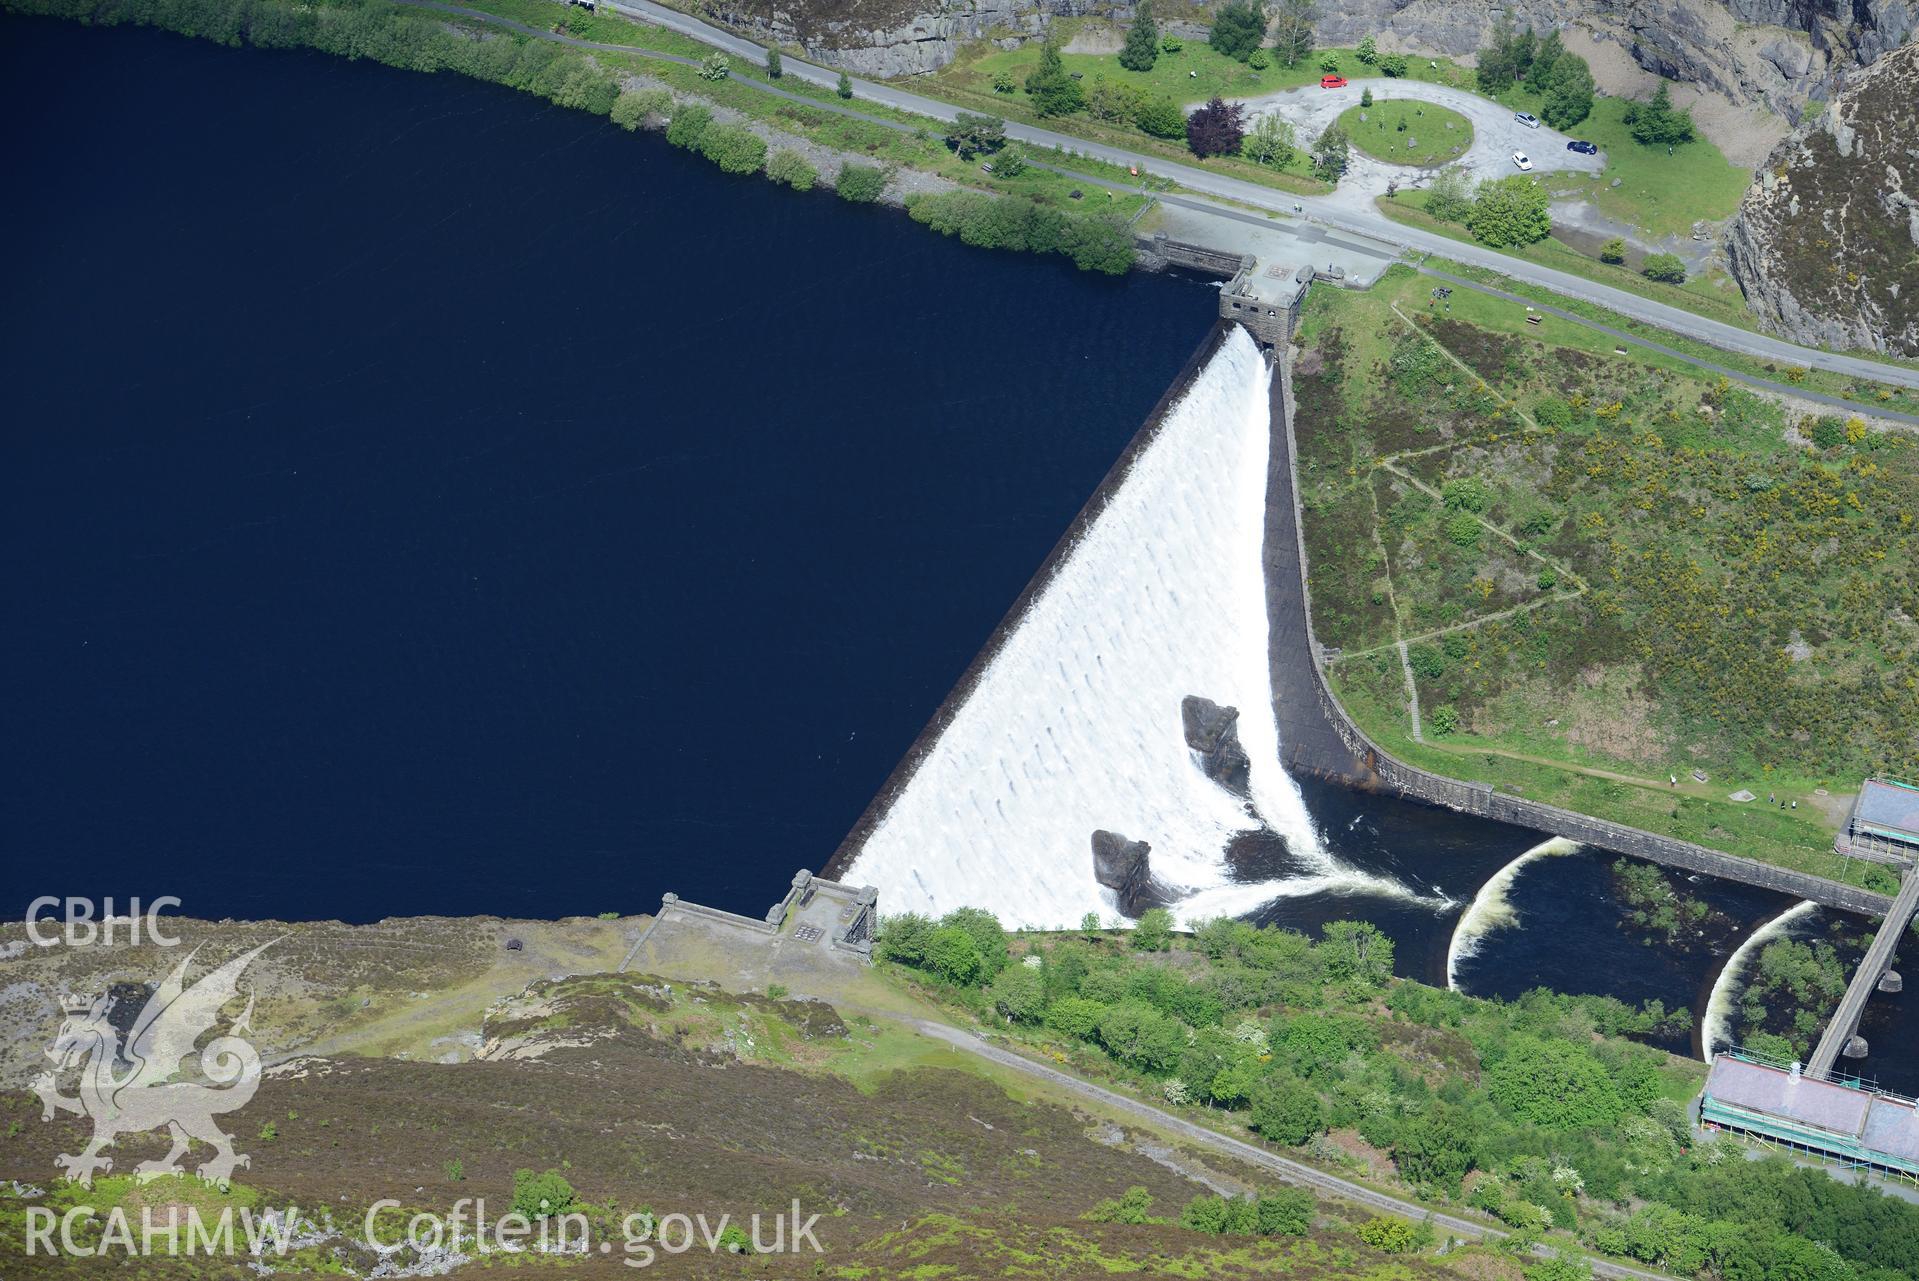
[1512,151,1534,171]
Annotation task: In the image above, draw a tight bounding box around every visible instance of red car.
[1320,74,1347,88]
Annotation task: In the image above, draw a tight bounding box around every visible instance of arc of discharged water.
[1444,837,1582,991]
[1699,900,1818,1061]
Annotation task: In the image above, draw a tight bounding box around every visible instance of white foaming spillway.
[845,328,1425,929]
[1445,837,1581,990]
[1701,900,1818,1060]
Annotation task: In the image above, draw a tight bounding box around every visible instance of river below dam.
[3,17,1912,1093]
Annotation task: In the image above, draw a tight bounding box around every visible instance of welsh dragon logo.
[32,941,273,1187]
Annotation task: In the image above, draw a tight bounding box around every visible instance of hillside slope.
[1728,41,1919,356]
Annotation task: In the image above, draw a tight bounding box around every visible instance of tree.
[1310,122,1350,181]
[1318,52,1339,72]
[1468,175,1551,247]
[1541,53,1594,129]
[698,51,730,81]
[1134,94,1187,139]
[925,925,984,984]
[1119,0,1159,72]
[1379,51,1408,77]
[1641,252,1687,283]
[1241,113,1296,168]
[1425,165,1474,222]
[1360,85,1373,107]
[1045,995,1108,1038]
[1097,1002,1186,1072]
[991,144,1027,176]
[1025,39,1085,115]
[610,88,668,131]
[1355,34,1378,64]
[1059,214,1136,274]
[1255,1189,1315,1235]
[1475,19,1536,94]
[765,46,782,78]
[941,906,1009,975]
[836,70,853,99]
[1186,95,1247,158]
[1087,76,1143,122]
[1320,919,1394,986]
[1486,1038,1625,1128]
[875,911,935,965]
[1598,235,1626,264]
[835,162,885,201]
[1080,911,1103,939]
[1391,1107,1475,1190]
[1249,1073,1325,1144]
[1132,906,1175,949]
[1209,0,1267,62]
[1270,0,1315,67]
[1624,81,1694,146]
[1357,1217,1420,1252]
[989,964,1046,1021]
[944,111,1007,159]
[1522,28,1562,93]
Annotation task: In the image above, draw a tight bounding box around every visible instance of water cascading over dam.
[840,327,1428,929]
[1701,900,1818,1059]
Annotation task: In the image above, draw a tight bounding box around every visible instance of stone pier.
[1807,871,1919,1078]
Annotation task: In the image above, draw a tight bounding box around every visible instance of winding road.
[574,0,1918,391]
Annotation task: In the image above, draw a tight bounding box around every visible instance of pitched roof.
[1855,779,1919,839]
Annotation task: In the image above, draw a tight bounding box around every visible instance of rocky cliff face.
[681,0,1911,118]
[1727,41,1919,356]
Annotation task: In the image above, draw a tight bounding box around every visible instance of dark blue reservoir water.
[0,16,1214,923]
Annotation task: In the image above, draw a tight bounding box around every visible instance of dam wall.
[1268,348,1895,921]
[822,323,1237,886]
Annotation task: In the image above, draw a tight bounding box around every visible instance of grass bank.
[1290,267,1918,892]
[1341,99,1473,166]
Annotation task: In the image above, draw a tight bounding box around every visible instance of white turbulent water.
[845,328,1430,929]
[1445,837,1582,991]
[1700,900,1818,1060]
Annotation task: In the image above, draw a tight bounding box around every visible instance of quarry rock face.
[1181,695,1251,797]
[1727,41,1919,356]
[683,0,1911,117]
[1091,829,1158,917]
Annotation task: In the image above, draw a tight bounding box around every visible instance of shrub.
[1132,907,1174,950]
[1441,476,1490,513]
[1360,86,1373,107]
[610,87,670,131]
[1424,165,1474,223]
[1356,34,1377,64]
[1598,236,1626,264]
[444,1158,464,1181]
[511,1168,577,1221]
[1248,48,1270,70]
[941,907,1009,975]
[698,124,767,175]
[1256,1188,1315,1235]
[1135,94,1188,140]
[1486,1038,1625,1128]
[1537,568,1557,590]
[1811,416,1846,449]
[1641,252,1687,283]
[664,104,714,150]
[764,47,781,78]
[944,111,1006,159]
[990,963,1046,1021]
[1098,1002,1187,1072]
[835,163,887,202]
[1380,52,1408,77]
[697,51,730,81]
[1357,1216,1420,1252]
[1444,510,1481,547]
[1162,35,1183,53]
[1044,995,1109,1039]
[1086,1186,1154,1223]
[991,144,1027,177]
[1533,396,1573,427]
[1310,123,1351,181]
[1409,644,1445,680]
[765,149,818,191]
[875,911,936,965]
[836,70,853,99]
[1429,704,1459,734]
